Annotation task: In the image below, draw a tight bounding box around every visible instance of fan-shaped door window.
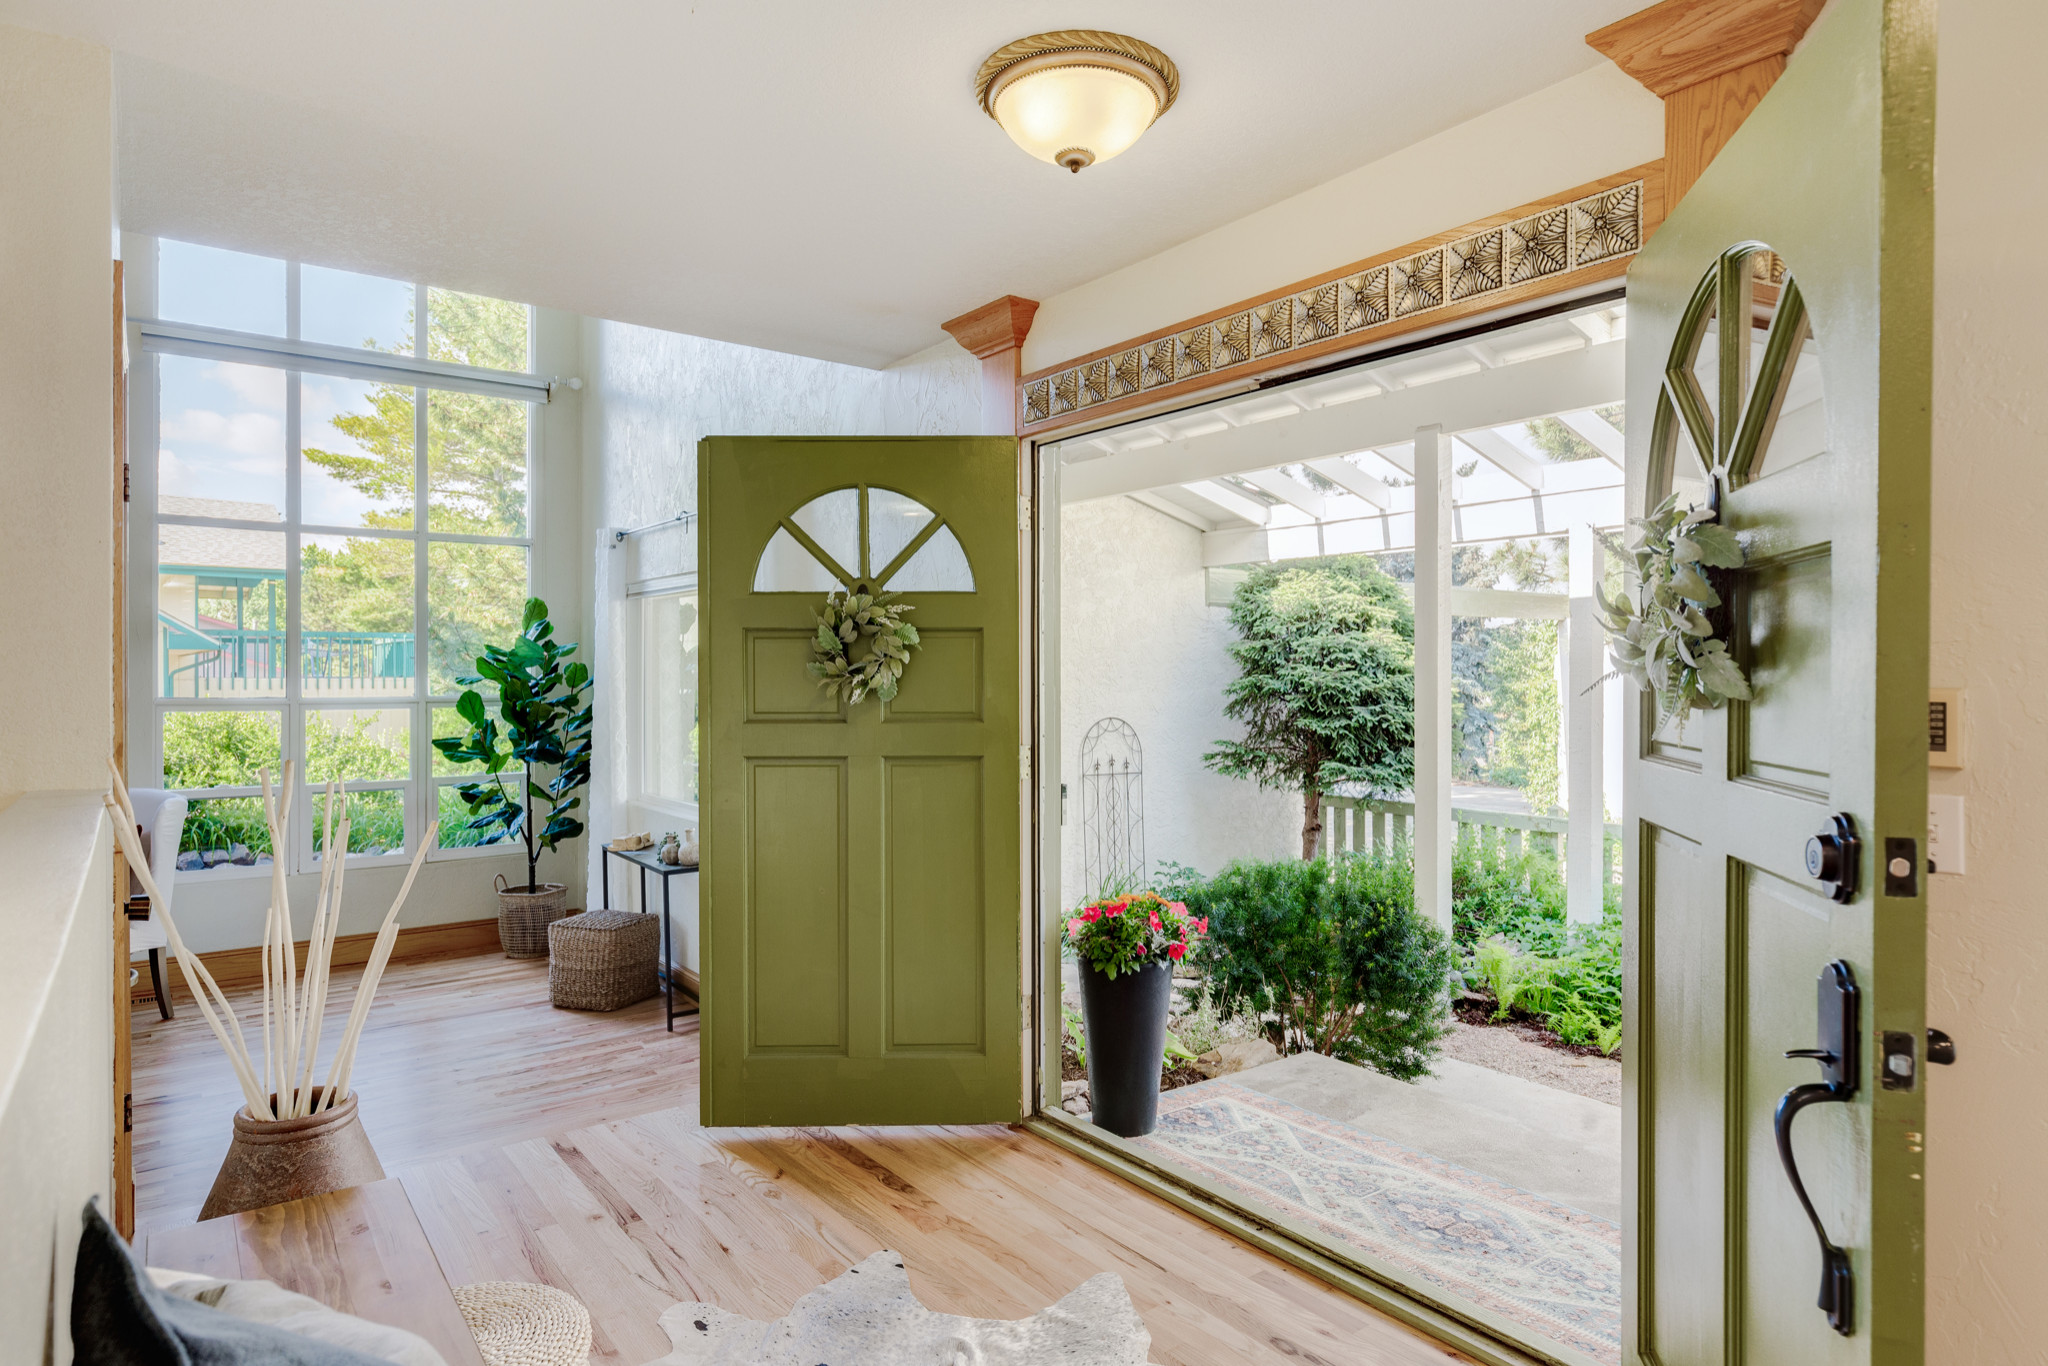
[753,485,975,593]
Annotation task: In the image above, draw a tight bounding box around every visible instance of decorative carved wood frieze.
[1019,166,1657,435]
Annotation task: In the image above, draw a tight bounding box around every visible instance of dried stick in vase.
[292,782,344,1118]
[322,828,435,1106]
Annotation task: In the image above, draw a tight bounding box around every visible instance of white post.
[1412,425,1453,933]
[1566,522,1606,924]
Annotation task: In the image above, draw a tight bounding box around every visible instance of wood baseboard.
[130,917,515,1004]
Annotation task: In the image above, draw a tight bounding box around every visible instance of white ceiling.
[4,1,1643,368]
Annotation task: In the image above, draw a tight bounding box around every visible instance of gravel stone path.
[1440,1019,1620,1106]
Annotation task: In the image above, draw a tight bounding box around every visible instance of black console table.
[600,845,700,1031]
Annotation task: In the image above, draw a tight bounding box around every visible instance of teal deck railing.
[1318,795,1623,884]
[163,624,416,694]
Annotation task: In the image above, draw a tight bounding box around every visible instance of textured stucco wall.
[1022,65,1663,374]
[1,25,114,794]
[1057,496,1297,908]
[578,321,979,963]
[1924,1,2048,1358]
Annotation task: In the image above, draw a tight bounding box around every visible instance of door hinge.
[1019,743,1031,778]
[123,462,130,503]
[123,1092,132,1133]
[1018,494,1030,532]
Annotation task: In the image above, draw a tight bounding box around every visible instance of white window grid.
[135,253,542,876]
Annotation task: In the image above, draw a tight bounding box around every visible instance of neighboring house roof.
[159,496,284,572]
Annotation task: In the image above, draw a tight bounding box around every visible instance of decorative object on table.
[806,590,920,704]
[607,832,653,852]
[547,910,660,1012]
[1595,494,1750,732]
[432,597,593,957]
[650,1250,1158,1366]
[675,828,698,867]
[452,1282,591,1366]
[105,758,434,1221]
[1063,891,1206,1137]
[73,1200,446,1366]
[657,830,681,865]
[124,787,190,1020]
[599,844,701,1031]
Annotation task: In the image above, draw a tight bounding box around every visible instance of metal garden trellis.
[1080,717,1145,898]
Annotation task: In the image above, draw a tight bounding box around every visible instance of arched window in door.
[752,485,975,593]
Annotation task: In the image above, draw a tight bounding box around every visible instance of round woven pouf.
[452,1281,591,1366]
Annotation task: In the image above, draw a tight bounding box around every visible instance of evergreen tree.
[1205,556,1415,858]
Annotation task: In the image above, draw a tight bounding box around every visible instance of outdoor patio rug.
[1127,1079,1620,1363]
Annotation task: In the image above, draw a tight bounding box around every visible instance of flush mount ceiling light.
[975,30,1179,173]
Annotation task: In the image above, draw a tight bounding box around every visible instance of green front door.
[1625,1,1932,1363]
[699,436,1022,1125]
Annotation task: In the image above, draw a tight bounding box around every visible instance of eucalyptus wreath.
[807,590,921,704]
[1596,494,1752,730]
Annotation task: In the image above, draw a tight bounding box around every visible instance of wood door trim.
[1585,0,1824,98]
[1016,162,1662,440]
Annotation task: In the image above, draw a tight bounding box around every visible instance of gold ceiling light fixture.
[975,30,1179,173]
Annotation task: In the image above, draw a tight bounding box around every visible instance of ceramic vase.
[198,1089,386,1220]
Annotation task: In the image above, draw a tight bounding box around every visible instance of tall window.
[637,591,700,810]
[139,239,546,875]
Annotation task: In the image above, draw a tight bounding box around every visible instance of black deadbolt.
[1806,813,1861,904]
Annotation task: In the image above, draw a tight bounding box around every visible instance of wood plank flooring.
[133,950,1472,1366]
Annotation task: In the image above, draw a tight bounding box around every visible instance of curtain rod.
[611,512,696,547]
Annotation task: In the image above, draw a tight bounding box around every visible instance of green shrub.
[1451,842,1622,1053]
[1172,853,1456,1080]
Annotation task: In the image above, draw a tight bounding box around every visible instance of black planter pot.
[1078,959,1173,1137]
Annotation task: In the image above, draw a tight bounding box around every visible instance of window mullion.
[286,367,305,873]
[415,376,430,859]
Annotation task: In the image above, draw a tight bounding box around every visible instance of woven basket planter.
[495,877,568,958]
[547,910,659,1011]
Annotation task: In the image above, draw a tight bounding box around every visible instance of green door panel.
[1624,0,1932,1362]
[701,437,1022,1126]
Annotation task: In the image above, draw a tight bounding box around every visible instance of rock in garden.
[202,849,230,867]
[1061,1079,1088,1101]
[229,843,253,865]
[1195,1038,1280,1078]
[176,851,204,871]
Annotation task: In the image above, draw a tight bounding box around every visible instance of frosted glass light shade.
[992,63,1161,172]
[976,33,1178,174]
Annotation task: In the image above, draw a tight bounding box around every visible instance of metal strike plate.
[1880,1031,1917,1090]
[1884,837,1920,898]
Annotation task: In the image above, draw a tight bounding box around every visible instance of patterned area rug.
[1128,1079,1620,1362]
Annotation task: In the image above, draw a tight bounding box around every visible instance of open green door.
[1625,0,1932,1362]
[699,436,1022,1126]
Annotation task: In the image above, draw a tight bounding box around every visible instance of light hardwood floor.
[133,950,1472,1366]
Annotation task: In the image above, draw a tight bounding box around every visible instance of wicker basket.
[547,910,659,1011]
[453,1281,591,1366]
[495,877,568,959]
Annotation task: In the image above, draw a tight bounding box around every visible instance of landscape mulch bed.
[1453,996,1618,1060]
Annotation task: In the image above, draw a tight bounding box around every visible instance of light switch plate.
[1928,794,1965,875]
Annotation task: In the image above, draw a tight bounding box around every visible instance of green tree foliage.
[1488,620,1561,813]
[298,289,529,689]
[1205,556,1415,857]
[1169,854,1456,1079]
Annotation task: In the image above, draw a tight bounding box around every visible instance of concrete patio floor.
[1230,1050,1621,1221]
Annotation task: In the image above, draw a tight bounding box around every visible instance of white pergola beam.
[1558,408,1626,466]
[1307,457,1394,509]
[1057,342,1625,502]
[1238,468,1327,519]
[1457,428,1545,490]
[1450,587,1569,620]
[1566,522,1607,923]
[1373,443,1416,476]
[1125,490,1214,532]
[1178,480,1269,526]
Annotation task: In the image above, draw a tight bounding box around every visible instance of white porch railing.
[1318,795,1622,884]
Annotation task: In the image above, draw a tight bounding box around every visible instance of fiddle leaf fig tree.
[432,598,593,892]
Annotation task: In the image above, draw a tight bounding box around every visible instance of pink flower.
[1083,907,1101,923]
[1194,917,1209,935]
[1148,910,1163,932]
[1106,902,1124,917]
[1134,943,1146,954]
[1067,918,1083,937]
[1167,901,1188,916]
[1167,942,1186,960]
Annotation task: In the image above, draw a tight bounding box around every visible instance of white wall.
[1,24,115,795]
[0,28,117,1364]
[1925,1,2048,1358]
[578,320,980,969]
[1058,496,1298,906]
[1022,65,1663,374]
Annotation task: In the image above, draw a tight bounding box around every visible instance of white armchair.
[125,788,189,1020]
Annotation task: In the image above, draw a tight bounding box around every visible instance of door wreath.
[808,591,921,704]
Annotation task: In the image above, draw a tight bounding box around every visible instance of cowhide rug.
[650,1251,1159,1366]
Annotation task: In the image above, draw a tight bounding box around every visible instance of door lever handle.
[1776,960,1860,1337]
